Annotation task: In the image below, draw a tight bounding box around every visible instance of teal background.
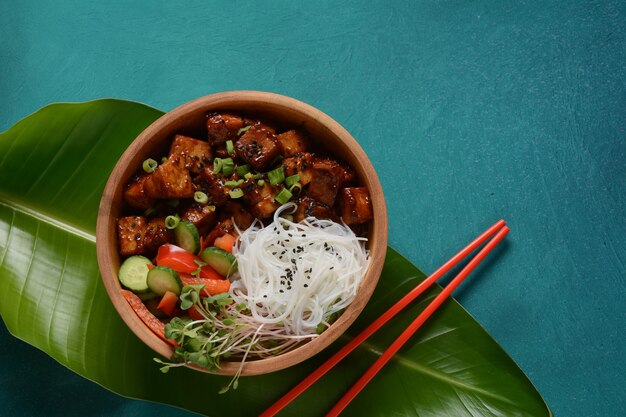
[1,1,624,416]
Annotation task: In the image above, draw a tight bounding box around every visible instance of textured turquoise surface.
[1,1,624,416]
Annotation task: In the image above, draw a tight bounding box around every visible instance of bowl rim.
[96,90,388,376]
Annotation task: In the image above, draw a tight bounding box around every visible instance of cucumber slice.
[138,292,159,301]
[147,266,183,296]
[200,247,238,277]
[174,221,200,254]
[118,255,152,293]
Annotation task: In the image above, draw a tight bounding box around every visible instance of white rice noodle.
[230,203,370,336]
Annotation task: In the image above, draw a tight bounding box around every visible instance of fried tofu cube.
[193,168,229,206]
[222,201,254,230]
[204,219,236,246]
[117,216,172,257]
[180,204,218,236]
[282,152,315,185]
[143,159,194,199]
[169,135,212,174]
[123,174,155,210]
[293,197,337,223]
[235,125,281,171]
[206,113,246,144]
[338,187,373,225]
[313,158,356,186]
[241,179,280,219]
[307,168,339,206]
[277,129,309,157]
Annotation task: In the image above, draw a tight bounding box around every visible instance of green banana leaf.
[0,100,551,417]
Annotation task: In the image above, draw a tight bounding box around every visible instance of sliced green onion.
[224,179,244,187]
[237,125,251,136]
[226,140,235,156]
[268,166,285,186]
[257,179,265,187]
[281,214,294,222]
[289,182,302,196]
[207,205,216,212]
[213,157,223,173]
[167,199,180,208]
[285,174,300,188]
[229,188,244,199]
[236,164,251,177]
[244,172,254,180]
[194,191,208,204]
[144,207,156,217]
[165,215,180,229]
[274,188,292,204]
[161,156,168,164]
[222,158,235,176]
[142,158,158,173]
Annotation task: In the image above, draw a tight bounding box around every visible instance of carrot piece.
[120,289,177,346]
[157,290,179,316]
[214,233,236,253]
[180,276,231,296]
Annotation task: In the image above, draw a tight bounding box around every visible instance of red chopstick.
[326,224,510,416]
[260,220,508,417]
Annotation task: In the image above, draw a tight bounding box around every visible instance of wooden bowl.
[96,91,388,375]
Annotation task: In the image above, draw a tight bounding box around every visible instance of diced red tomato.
[180,275,231,296]
[120,289,177,346]
[155,244,201,274]
[188,305,204,321]
[214,233,236,253]
[157,291,179,316]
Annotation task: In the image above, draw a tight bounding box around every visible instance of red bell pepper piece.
[120,289,177,346]
[180,275,231,297]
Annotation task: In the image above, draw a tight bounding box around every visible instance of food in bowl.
[114,110,374,389]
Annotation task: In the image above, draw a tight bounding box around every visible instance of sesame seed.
[304,284,308,288]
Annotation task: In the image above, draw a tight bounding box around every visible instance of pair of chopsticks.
[260,219,509,417]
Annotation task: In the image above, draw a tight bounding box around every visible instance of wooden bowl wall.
[96,91,388,375]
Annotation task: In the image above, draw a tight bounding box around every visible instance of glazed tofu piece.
[307,168,339,206]
[277,129,309,157]
[169,135,212,174]
[338,187,373,225]
[222,201,254,230]
[235,125,281,171]
[206,112,246,144]
[193,168,229,206]
[123,174,155,210]
[204,219,236,246]
[180,204,218,235]
[143,159,194,199]
[282,152,315,185]
[241,179,280,219]
[293,197,337,223]
[313,157,356,186]
[117,216,172,257]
